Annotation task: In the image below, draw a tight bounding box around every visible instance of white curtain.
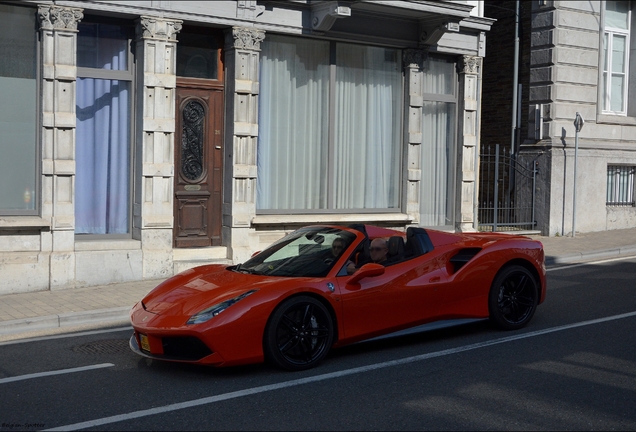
[334,44,401,209]
[419,57,457,226]
[75,78,130,234]
[420,101,455,226]
[257,36,330,210]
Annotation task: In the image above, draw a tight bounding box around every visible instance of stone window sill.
[596,114,636,125]
[252,213,413,227]
[0,217,51,230]
[74,239,141,251]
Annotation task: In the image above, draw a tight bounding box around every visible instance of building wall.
[528,0,636,236]
[483,0,636,236]
[0,1,493,294]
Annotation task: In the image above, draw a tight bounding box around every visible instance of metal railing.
[478,144,538,232]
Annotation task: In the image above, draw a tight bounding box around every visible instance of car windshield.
[236,227,357,277]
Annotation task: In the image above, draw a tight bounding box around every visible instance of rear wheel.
[489,265,538,330]
[264,296,334,371]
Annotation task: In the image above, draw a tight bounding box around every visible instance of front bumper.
[129,332,225,365]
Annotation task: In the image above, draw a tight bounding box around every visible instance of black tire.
[264,296,334,371]
[488,265,538,330]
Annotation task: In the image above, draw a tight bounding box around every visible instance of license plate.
[139,333,150,352]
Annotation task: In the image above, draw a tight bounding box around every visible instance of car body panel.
[130,224,546,367]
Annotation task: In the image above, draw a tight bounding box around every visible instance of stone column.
[38,5,83,289]
[134,16,182,279]
[456,55,483,232]
[403,49,428,225]
[223,27,264,263]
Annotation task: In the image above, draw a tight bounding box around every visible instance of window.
[177,28,221,80]
[257,35,402,212]
[420,56,457,227]
[607,165,635,206]
[0,5,38,214]
[602,1,631,115]
[75,18,133,235]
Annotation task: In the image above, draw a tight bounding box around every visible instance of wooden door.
[174,85,223,248]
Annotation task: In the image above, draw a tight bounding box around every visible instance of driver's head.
[331,237,346,257]
[369,238,388,263]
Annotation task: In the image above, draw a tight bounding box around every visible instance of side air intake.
[449,248,482,273]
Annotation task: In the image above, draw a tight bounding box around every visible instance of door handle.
[429,276,441,283]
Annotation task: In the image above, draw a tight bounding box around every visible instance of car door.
[336,254,448,341]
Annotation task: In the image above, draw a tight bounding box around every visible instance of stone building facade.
[0,1,493,294]
[482,0,636,236]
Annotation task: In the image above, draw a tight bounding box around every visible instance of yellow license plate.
[139,333,150,352]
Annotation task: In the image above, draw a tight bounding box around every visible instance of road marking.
[0,327,132,347]
[547,255,636,272]
[0,363,114,385]
[46,310,636,431]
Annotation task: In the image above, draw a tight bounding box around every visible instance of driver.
[346,238,388,274]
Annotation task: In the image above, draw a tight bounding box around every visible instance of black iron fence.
[478,144,537,232]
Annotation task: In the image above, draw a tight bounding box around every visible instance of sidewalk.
[1,227,636,340]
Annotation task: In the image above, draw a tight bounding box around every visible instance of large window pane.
[420,101,456,226]
[78,22,128,70]
[334,43,402,209]
[612,34,626,72]
[0,5,37,212]
[422,56,455,95]
[76,79,131,234]
[606,0,629,29]
[177,30,219,80]
[257,36,330,210]
[610,75,625,112]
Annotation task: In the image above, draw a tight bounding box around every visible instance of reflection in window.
[176,30,219,79]
[0,4,37,213]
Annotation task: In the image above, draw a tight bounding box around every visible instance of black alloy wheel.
[264,296,334,371]
[488,265,539,330]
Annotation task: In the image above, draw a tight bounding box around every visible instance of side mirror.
[346,263,385,286]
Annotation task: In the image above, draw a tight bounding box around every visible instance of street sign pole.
[572,112,584,238]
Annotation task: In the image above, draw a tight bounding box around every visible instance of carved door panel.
[174,87,223,248]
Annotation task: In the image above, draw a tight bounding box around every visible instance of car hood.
[141,265,281,317]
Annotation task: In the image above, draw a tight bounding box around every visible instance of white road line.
[46,310,636,432]
[0,327,132,347]
[0,363,114,385]
[547,255,636,272]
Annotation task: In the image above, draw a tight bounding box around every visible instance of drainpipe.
[510,0,520,155]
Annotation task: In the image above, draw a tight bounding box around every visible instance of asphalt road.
[1,257,635,431]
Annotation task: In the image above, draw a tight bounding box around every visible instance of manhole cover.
[72,339,130,355]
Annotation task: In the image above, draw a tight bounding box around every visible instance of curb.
[0,306,131,336]
[545,245,636,266]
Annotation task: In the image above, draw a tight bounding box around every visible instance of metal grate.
[478,144,538,232]
[607,165,635,206]
[72,339,130,355]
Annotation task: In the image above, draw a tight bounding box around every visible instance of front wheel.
[488,265,538,330]
[264,296,334,371]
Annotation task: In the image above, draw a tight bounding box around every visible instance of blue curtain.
[75,78,130,234]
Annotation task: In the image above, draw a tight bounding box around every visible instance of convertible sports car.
[130,224,546,371]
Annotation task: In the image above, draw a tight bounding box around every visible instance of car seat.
[405,227,434,258]
[386,236,405,264]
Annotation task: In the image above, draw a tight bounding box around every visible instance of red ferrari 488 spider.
[130,224,546,370]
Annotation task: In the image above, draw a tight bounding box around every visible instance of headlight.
[186,290,257,325]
